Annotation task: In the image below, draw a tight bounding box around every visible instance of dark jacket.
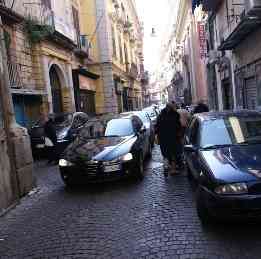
[44,119,57,144]
[155,107,182,144]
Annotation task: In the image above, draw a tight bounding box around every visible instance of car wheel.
[61,173,75,188]
[134,154,144,180]
[196,189,212,225]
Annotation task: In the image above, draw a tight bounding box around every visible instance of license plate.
[104,164,121,172]
[36,144,45,149]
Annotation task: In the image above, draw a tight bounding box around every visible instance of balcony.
[74,35,89,58]
[24,2,76,49]
[0,0,23,24]
[219,12,261,50]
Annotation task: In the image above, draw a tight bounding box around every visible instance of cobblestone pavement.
[1,147,261,259]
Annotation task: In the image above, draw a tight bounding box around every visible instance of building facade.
[89,0,144,114]
[203,0,261,111]
[157,0,208,106]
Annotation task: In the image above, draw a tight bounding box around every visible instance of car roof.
[194,110,261,122]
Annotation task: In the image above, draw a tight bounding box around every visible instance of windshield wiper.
[202,144,232,150]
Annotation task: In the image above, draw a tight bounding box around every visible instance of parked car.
[59,114,151,186]
[184,110,261,223]
[121,111,155,147]
[29,112,88,157]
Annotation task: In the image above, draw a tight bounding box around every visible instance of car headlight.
[215,183,248,195]
[59,159,74,167]
[58,131,67,140]
[120,153,133,162]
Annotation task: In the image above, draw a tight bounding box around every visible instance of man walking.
[43,114,58,164]
[155,102,182,177]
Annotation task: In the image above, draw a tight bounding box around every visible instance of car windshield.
[79,118,134,139]
[200,115,261,148]
[105,119,134,137]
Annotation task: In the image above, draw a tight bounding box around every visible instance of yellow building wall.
[79,0,105,114]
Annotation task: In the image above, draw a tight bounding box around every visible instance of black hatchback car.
[185,110,261,223]
[29,112,88,157]
[59,114,151,186]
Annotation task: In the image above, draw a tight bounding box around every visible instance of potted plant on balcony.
[24,17,54,44]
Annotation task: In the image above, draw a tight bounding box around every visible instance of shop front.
[235,59,261,110]
[73,68,99,116]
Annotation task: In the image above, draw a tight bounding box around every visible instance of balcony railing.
[24,2,54,28]
[24,2,77,47]
[0,0,23,24]
[7,61,23,88]
[74,35,89,58]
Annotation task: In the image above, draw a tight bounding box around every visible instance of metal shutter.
[245,77,257,109]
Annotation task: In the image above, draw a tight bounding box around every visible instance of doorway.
[49,65,63,114]
[222,80,233,110]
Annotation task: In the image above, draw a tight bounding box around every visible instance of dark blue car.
[184,110,261,223]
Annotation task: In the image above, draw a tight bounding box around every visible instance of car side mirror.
[184,145,197,153]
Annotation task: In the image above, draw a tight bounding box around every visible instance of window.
[118,34,124,64]
[72,7,81,46]
[112,25,117,58]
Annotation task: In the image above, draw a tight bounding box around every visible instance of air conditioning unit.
[245,0,261,17]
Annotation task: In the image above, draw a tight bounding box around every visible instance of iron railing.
[7,61,22,88]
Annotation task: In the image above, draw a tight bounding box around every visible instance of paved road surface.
[0,147,261,258]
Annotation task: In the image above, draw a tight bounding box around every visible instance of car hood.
[201,144,261,183]
[62,135,136,162]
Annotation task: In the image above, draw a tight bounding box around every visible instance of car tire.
[134,154,144,180]
[196,189,212,225]
[61,173,75,188]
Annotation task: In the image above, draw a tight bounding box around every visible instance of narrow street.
[0,146,261,259]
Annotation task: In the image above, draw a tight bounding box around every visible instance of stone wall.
[0,130,14,213]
